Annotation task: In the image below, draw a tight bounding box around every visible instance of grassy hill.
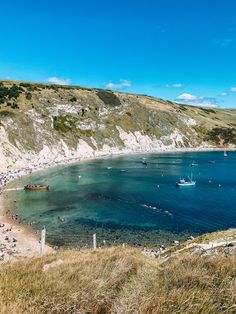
[1,243,236,314]
[0,80,236,172]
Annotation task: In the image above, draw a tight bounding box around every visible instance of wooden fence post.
[93,233,97,250]
[40,227,46,256]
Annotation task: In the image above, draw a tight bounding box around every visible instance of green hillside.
[0,80,235,171]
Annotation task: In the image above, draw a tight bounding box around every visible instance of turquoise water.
[5,151,236,247]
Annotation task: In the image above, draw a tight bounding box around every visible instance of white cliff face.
[76,139,94,157]
[116,126,164,152]
[0,126,24,171]
[161,129,188,148]
[0,122,202,173]
[182,117,197,127]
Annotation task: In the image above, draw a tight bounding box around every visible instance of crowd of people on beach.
[0,222,18,261]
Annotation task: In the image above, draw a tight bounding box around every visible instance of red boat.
[24,184,49,191]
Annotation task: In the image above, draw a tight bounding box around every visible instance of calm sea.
[5,151,236,247]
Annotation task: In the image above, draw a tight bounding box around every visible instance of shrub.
[97,90,121,107]
[26,92,32,100]
[11,102,19,109]
[70,96,77,102]
[0,84,23,102]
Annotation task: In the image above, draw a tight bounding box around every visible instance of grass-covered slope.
[0,80,236,171]
[1,246,236,314]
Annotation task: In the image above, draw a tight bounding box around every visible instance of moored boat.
[24,184,49,190]
[176,173,196,187]
[176,179,196,187]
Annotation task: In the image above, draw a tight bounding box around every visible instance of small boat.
[224,149,228,157]
[208,160,215,164]
[191,162,198,167]
[142,160,148,166]
[176,174,196,187]
[24,184,49,191]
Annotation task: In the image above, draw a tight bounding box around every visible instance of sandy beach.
[0,145,234,263]
[0,196,53,263]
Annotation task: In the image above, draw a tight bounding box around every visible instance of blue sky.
[1,0,236,108]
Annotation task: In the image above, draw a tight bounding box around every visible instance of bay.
[5,151,236,247]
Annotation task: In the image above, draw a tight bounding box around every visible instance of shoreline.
[0,195,53,263]
[0,145,235,262]
[0,145,233,189]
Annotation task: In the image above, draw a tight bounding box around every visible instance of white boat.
[224,150,228,157]
[191,162,198,167]
[176,174,196,187]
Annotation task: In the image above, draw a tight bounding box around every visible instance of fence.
[39,228,127,256]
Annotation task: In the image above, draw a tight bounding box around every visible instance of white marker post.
[40,227,46,256]
[93,233,97,250]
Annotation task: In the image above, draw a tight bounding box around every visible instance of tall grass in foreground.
[0,247,235,313]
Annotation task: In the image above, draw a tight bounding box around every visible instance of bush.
[19,83,32,88]
[0,84,23,102]
[97,90,121,107]
[26,92,32,100]
[11,103,19,109]
[70,96,77,102]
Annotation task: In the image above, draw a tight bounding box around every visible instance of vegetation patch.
[70,96,77,102]
[199,107,216,114]
[0,110,15,117]
[0,83,23,104]
[53,116,72,133]
[205,127,236,145]
[26,92,32,100]
[97,90,122,107]
[179,105,188,111]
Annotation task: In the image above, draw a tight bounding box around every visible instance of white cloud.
[230,87,236,92]
[46,77,71,85]
[105,79,131,90]
[213,38,234,47]
[220,92,228,96]
[176,93,219,108]
[0,75,11,80]
[166,83,183,88]
[176,93,198,100]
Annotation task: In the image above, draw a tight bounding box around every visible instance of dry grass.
[0,247,236,313]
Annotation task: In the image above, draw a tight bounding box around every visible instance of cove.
[4,151,236,247]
